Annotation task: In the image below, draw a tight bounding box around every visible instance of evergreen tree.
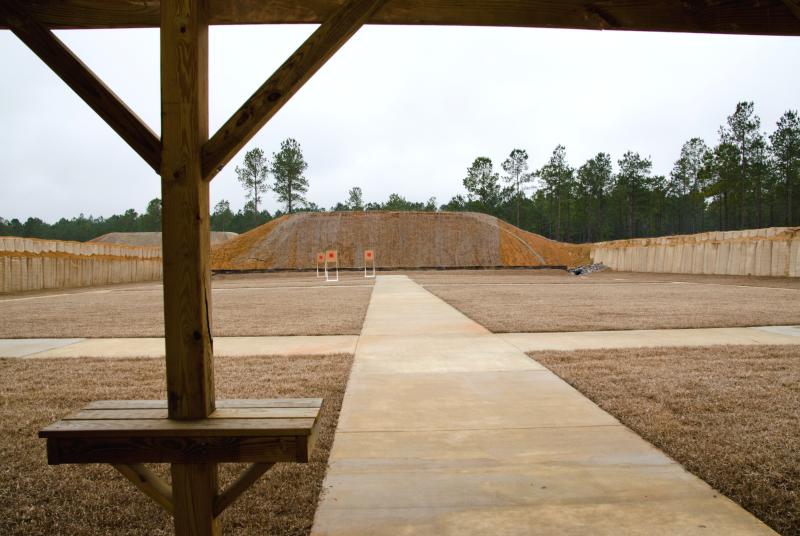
[615,151,652,238]
[463,157,502,211]
[769,110,800,225]
[271,138,309,213]
[235,147,269,220]
[502,149,531,227]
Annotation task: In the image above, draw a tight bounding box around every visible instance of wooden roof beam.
[201,0,387,180]
[7,1,800,36]
[1,0,162,173]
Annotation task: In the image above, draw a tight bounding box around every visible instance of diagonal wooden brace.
[201,0,387,180]
[113,463,174,514]
[213,463,274,517]
[1,0,162,173]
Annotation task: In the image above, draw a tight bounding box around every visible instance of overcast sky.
[1,25,798,222]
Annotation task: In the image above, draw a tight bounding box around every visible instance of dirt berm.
[210,211,589,270]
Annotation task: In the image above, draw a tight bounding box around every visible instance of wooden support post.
[161,0,217,534]
[172,463,219,536]
[161,0,214,421]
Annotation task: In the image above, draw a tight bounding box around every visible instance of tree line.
[3,102,797,243]
[440,102,799,242]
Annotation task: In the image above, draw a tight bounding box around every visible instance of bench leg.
[172,463,220,536]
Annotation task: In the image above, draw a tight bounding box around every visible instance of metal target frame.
[324,249,339,282]
[315,251,324,278]
[364,249,375,278]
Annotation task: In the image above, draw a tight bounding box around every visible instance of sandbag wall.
[591,227,800,277]
[0,236,162,294]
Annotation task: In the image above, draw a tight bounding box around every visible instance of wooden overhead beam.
[8,0,800,35]
[201,0,386,179]
[1,0,162,173]
[782,1,800,21]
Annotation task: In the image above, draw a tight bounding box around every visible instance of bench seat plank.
[66,407,320,420]
[39,399,321,465]
[41,418,316,437]
[84,399,322,409]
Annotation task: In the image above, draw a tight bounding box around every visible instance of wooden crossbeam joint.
[1,0,162,173]
[213,463,274,517]
[201,0,387,180]
[782,0,800,21]
[113,463,174,514]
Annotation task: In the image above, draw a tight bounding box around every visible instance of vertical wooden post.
[161,0,214,420]
[161,0,218,534]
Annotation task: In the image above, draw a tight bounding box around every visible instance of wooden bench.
[39,398,322,517]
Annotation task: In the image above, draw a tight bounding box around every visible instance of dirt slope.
[90,231,238,247]
[211,211,589,270]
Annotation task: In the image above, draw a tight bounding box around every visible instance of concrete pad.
[352,334,543,373]
[754,325,800,338]
[313,499,773,536]
[24,335,359,359]
[500,326,800,353]
[338,370,617,432]
[313,275,775,535]
[0,338,83,358]
[29,337,165,358]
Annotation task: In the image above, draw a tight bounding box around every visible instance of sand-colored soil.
[532,345,800,535]
[421,274,800,332]
[0,353,352,536]
[210,211,589,271]
[0,275,373,338]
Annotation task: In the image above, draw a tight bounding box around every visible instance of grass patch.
[0,353,352,535]
[425,278,800,332]
[531,345,799,535]
[0,274,372,338]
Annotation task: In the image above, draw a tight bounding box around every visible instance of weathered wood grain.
[172,463,219,536]
[1,0,162,172]
[84,398,323,409]
[44,434,312,464]
[67,407,320,419]
[7,1,800,35]
[113,463,174,514]
[160,0,215,421]
[201,0,386,179]
[39,417,317,437]
[212,463,273,516]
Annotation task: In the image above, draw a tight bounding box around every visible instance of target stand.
[315,252,324,278]
[364,249,376,278]
[324,249,339,282]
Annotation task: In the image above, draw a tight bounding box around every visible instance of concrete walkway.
[501,325,800,352]
[0,335,358,358]
[311,275,775,535]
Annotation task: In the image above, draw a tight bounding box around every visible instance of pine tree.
[271,138,309,213]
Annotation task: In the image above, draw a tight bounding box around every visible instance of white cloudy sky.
[1,24,798,221]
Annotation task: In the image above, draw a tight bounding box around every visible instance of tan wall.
[0,236,162,294]
[590,227,800,277]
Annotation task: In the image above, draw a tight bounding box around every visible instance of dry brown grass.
[422,276,800,332]
[531,345,800,536]
[0,275,372,338]
[408,268,800,289]
[0,353,352,536]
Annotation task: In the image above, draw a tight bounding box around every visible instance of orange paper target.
[326,250,337,261]
[364,250,374,260]
[317,252,324,262]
